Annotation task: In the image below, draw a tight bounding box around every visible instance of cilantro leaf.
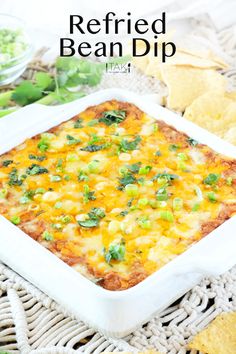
[74,118,83,128]
[99,110,126,126]
[2,159,13,167]
[8,168,24,186]
[119,136,141,152]
[78,219,99,228]
[28,154,46,162]
[26,164,48,175]
[12,81,43,106]
[152,172,179,183]
[104,241,126,264]
[78,207,105,228]
[187,137,199,147]
[81,144,106,152]
[118,173,136,190]
[35,72,54,90]
[66,135,81,145]
[203,173,220,185]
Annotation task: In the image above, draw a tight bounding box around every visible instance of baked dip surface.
[0,100,236,290]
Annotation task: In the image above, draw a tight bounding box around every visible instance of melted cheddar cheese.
[0,100,236,290]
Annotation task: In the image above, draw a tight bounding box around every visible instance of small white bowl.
[0,14,34,86]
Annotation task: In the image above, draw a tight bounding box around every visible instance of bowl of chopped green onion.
[0,14,33,86]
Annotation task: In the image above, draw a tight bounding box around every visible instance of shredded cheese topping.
[0,100,236,290]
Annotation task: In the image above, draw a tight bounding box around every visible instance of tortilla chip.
[224,126,236,145]
[161,67,226,111]
[162,51,227,70]
[226,91,236,101]
[188,312,236,354]
[184,92,236,139]
[177,48,228,69]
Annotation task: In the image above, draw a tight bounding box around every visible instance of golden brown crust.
[20,219,46,241]
[201,203,236,236]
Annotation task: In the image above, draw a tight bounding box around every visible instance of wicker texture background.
[0,18,236,354]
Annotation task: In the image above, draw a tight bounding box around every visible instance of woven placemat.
[0,18,236,354]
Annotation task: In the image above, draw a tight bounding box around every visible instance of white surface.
[0,89,236,338]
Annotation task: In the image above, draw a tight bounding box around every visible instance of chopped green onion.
[207,192,217,203]
[138,216,151,229]
[78,170,89,181]
[138,166,152,175]
[88,160,100,173]
[42,231,54,241]
[87,119,99,126]
[156,187,168,201]
[177,153,188,161]
[66,135,81,145]
[192,203,200,212]
[10,215,21,225]
[0,188,8,198]
[50,175,62,182]
[66,153,78,162]
[104,241,126,263]
[138,198,149,207]
[203,173,220,186]
[35,188,46,194]
[61,215,72,223]
[125,184,139,197]
[173,197,183,211]
[160,210,174,222]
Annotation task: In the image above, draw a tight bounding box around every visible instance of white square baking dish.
[0,88,236,338]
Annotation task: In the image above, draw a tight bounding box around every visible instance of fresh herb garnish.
[2,160,13,167]
[78,207,105,228]
[83,184,96,203]
[10,215,21,225]
[0,56,130,117]
[120,210,129,217]
[26,164,48,175]
[207,191,217,203]
[87,119,99,126]
[88,207,106,219]
[152,172,179,183]
[139,165,152,175]
[42,231,54,241]
[187,137,199,146]
[104,241,126,263]
[78,171,89,182]
[126,162,142,174]
[20,190,35,204]
[203,173,220,186]
[99,110,126,126]
[119,136,141,152]
[38,137,50,152]
[28,154,46,162]
[56,158,64,172]
[78,219,99,228]
[81,144,106,152]
[118,173,137,190]
[66,135,81,145]
[8,168,24,186]
[74,118,83,128]
[50,175,62,182]
[156,187,169,201]
[169,144,180,151]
